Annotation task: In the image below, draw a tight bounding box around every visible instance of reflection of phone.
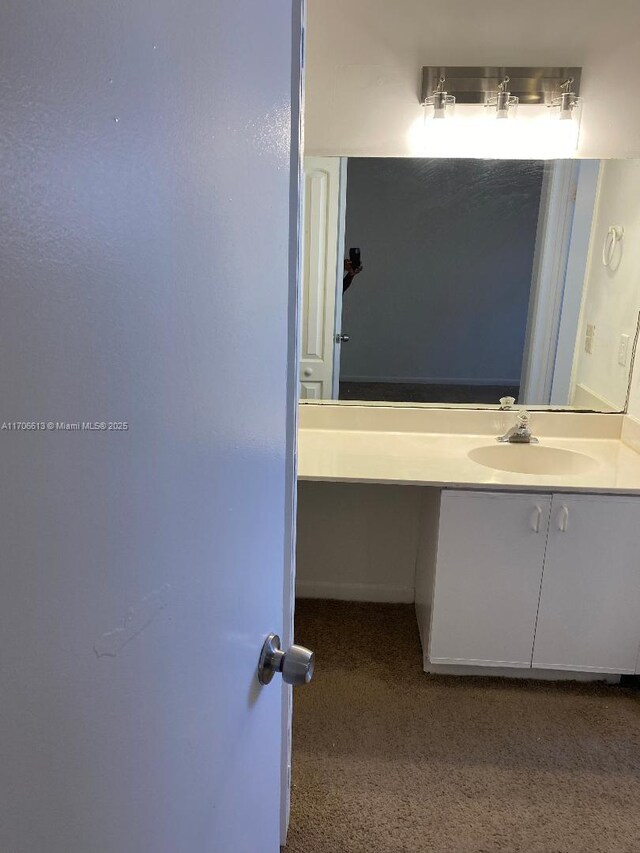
[349,247,361,270]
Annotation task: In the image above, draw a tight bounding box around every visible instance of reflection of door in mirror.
[299,157,345,399]
[299,156,640,413]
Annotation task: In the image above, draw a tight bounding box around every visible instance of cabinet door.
[533,494,640,673]
[429,491,552,668]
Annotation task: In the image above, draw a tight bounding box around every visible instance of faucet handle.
[496,409,538,443]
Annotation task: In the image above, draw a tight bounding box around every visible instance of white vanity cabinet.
[533,494,640,674]
[423,491,552,668]
[417,489,640,676]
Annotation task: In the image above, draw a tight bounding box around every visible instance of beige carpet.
[285,600,640,853]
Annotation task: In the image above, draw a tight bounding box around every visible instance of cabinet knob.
[530,505,543,533]
[557,505,569,532]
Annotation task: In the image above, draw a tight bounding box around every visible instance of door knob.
[334,333,350,343]
[258,633,314,686]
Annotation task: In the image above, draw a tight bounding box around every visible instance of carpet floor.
[285,600,640,853]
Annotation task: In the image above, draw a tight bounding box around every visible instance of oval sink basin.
[468,444,598,476]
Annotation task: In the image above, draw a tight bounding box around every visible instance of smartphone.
[349,247,361,270]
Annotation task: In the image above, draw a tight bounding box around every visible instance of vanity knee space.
[416,489,640,679]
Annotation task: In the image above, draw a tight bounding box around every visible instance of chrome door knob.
[258,633,315,686]
[334,333,350,343]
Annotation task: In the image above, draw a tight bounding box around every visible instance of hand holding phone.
[349,247,362,271]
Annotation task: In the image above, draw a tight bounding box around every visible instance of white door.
[519,161,580,405]
[533,494,640,673]
[429,491,552,667]
[300,157,342,399]
[0,3,301,852]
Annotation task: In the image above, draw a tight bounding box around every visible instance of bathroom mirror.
[299,157,640,412]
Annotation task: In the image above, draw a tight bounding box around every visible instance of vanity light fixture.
[420,67,582,112]
[548,77,580,120]
[423,76,455,119]
[485,77,518,119]
[415,67,583,157]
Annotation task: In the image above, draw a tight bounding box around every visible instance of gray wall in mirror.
[341,159,544,402]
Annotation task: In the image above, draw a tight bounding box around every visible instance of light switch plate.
[585,324,595,354]
[618,333,630,366]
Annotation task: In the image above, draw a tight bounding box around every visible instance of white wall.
[626,341,640,421]
[628,361,640,421]
[296,482,423,602]
[305,0,640,159]
[340,158,543,385]
[572,161,640,411]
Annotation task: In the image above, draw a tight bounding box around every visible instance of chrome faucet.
[497,410,539,444]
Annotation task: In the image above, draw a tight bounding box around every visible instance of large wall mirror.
[299,157,640,412]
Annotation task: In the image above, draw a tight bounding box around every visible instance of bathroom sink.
[468,444,598,476]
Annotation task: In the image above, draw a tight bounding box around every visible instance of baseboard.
[295,579,414,603]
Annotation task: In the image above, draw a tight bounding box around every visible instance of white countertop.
[297,404,640,494]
